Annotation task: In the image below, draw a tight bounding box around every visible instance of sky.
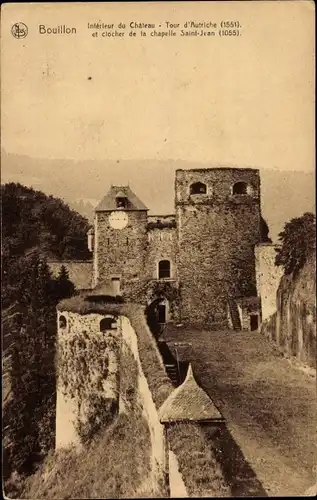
[1,1,315,173]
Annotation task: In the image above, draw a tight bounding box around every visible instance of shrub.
[275,212,316,276]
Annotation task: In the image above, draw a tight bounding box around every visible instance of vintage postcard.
[1,1,315,499]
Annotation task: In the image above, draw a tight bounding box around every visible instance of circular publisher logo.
[11,22,28,39]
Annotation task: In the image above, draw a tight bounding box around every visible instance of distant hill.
[1,151,315,242]
[69,199,96,223]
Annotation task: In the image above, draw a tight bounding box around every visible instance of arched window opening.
[116,197,127,209]
[232,182,248,195]
[190,182,207,195]
[158,260,171,279]
[115,191,128,209]
[59,315,67,329]
[100,317,117,332]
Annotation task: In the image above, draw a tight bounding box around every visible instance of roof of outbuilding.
[86,279,119,297]
[159,364,225,424]
[95,185,148,212]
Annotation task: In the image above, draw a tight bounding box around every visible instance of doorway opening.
[146,297,169,339]
[157,303,166,324]
[250,314,259,331]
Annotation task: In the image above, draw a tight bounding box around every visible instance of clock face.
[109,211,128,229]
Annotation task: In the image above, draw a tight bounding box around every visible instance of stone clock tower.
[92,186,148,293]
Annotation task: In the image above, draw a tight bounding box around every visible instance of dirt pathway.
[164,327,316,497]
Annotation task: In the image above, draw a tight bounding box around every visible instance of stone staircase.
[164,363,179,386]
[157,339,181,386]
[228,299,242,331]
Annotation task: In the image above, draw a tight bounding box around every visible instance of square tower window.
[112,277,121,295]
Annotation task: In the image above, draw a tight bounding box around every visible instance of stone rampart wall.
[260,256,316,369]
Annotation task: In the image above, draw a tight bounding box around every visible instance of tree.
[5,319,42,476]
[4,253,57,478]
[275,212,316,275]
[54,265,76,301]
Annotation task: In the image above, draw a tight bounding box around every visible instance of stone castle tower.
[175,168,261,324]
[91,186,149,290]
[87,167,263,329]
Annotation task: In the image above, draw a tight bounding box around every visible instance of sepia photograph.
[1,1,316,498]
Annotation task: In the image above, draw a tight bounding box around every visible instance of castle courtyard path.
[163,326,316,497]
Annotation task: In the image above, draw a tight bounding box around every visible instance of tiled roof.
[88,279,117,297]
[159,364,225,424]
[95,185,148,212]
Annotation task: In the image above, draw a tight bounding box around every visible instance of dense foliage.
[2,182,90,307]
[58,329,120,443]
[275,212,316,276]
[2,182,90,259]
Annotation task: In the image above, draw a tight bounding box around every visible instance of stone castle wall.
[147,227,177,280]
[56,310,120,450]
[93,208,180,314]
[119,316,166,489]
[55,311,169,490]
[255,244,284,322]
[175,168,261,325]
[261,255,316,369]
[55,306,228,495]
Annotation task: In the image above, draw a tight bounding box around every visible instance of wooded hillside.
[2,182,90,261]
[2,182,90,308]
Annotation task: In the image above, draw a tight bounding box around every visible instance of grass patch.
[20,412,152,499]
[57,296,124,316]
[168,423,230,497]
[125,304,174,407]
